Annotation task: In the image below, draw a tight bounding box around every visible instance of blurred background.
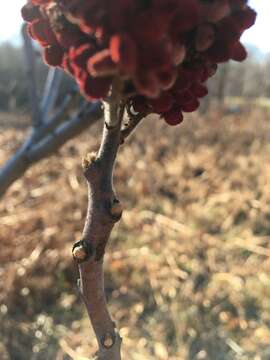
[1,1,270,359]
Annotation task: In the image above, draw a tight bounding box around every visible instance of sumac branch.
[20,0,256,358]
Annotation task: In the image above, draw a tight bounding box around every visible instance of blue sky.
[1,0,269,54]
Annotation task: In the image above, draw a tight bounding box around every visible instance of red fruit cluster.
[22,0,256,126]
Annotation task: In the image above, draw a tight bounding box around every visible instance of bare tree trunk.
[22,24,42,127]
[217,64,229,107]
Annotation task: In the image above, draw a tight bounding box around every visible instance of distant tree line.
[209,47,270,102]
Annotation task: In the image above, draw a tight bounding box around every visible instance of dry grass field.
[1,107,270,359]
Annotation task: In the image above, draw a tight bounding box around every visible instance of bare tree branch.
[27,90,79,147]
[28,102,102,162]
[22,24,42,127]
[0,102,102,198]
[73,87,124,359]
[41,68,63,122]
[0,146,30,198]
[0,26,103,198]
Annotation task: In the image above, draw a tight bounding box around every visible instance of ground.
[0,108,270,360]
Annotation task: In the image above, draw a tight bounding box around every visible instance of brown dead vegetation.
[1,108,270,359]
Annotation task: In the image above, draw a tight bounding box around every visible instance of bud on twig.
[82,152,97,170]
[102,332,115,349]
[72,240,93,263]
[110,199,123,220]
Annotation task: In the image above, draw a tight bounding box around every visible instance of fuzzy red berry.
[81,76,112,100]
[29,19,57,46]
[21,3,41,23]
[149,93,174,113]
[87,50,117,77]
[110,34,137,74]
[163,106,184,126]
[231,42,247,62]
[43,45,64,67]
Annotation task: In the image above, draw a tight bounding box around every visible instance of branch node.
[110,199,123,221]
[102,332,115,349]
[105,122,117,130]
[72,240,95,263]
[82,152,97,170]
